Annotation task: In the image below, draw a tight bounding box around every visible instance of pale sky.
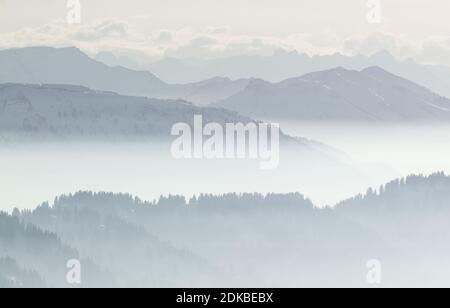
[1,0,450,64]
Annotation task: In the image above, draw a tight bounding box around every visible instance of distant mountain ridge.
[5,46,450,112]
[0,47,250,106]
[214,66,450,122]
[143,49,450,100]
[0,47,166,95]
[3,47,450,123]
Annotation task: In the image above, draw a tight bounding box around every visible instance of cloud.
[2,19,450,67]
[154,30,173,43]
[69,20,131,41]
[0,19,162,62]
[162,33,293,59]
[0,18,338,61]
[342,32,420,58]
[417,36,450,65]
[342,32,450,66]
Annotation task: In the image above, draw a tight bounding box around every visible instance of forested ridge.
[1,172,450,287]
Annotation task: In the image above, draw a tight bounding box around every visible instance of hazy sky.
[1,0,450,64]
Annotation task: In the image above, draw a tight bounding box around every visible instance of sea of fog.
[1,124,450,211]
[279,122,450,175]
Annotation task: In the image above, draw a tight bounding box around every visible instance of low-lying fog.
[279,122,450,175]
[1,123,450,211]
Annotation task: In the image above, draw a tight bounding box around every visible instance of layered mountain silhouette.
[5,46,450,120]
[214,67,450,122]
[0,47,166,96]
[2,172,450,287]
[0,47,250,105]
[144,49,450,100]
[6,191,381,287]
[18,198,212,287]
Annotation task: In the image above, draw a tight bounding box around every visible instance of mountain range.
[3,47,450,123]
[214,66,450,122]
[0,47,249,105]
[139,49,450,100]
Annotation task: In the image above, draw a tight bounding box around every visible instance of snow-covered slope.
[214,66,450,122]
[0,83,356,175]
[0,83,253,139]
